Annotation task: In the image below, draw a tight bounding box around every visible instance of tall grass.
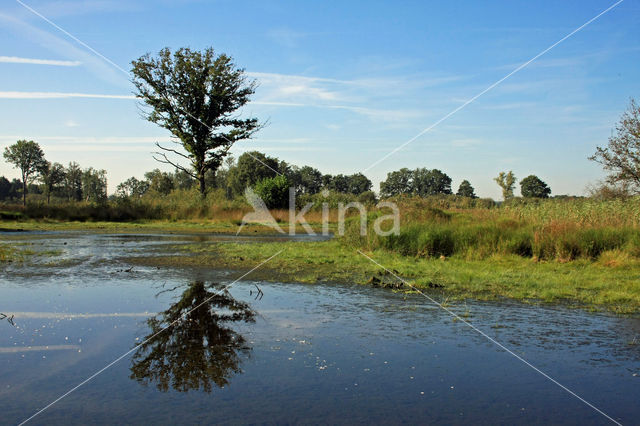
[342,196,640,263]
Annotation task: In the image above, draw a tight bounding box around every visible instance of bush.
[253,175,290,209]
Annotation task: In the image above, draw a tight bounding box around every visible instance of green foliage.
[228,151,281,195]
[3,139,47,205]
[357,190,378,205]
[0,176,21,201]
[38,162,66,204]
[589,98,640,193]
[131,47,260,196]
[64,162,83,201]
[81,168,108,203]
[456,180,477,198]
[380,168,413,197]
[145,169,174,195]
[253,175,290,209]
[413,168,452,196]
[520,175,551,198]
[494,171,516,200]
[380,168,452,197]
[117,177,150,198]
[288,165,323,195]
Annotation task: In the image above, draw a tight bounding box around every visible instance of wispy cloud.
[0,91,134,99]
[0,11,128,87]
[0,55,81,66]
[266,27,308,48]
[249,71,458,121]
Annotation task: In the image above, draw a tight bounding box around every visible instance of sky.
[0,0,638,199]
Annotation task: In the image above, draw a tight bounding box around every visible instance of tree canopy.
[520,175,551,198]
[380,168,452,197]
[131,47,260,197]
[494,171,516,201]
[589,98,640,194]
[456,180,477,198]
[3,139,46,205]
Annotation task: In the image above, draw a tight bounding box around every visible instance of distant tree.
[82,168,107,202]
[172,169,196,190]
[131,47,260,197]
[357,190,377,204]
[412,168,452,196]
[0,176,12,201]
[228,151,281,195]
[328,174,350,193]
[39,161,66,204]
[64,162,83,201]
[145,169,174,195]
[253,175,290,209]
[3,139,46,206]
[321,174,333,188]
[456,180,477,198]
[346,173,372,195]
[589,98,640,194]
[287,165,323,195]
[494,171,517,200]
[117,177,149,198]
[520,175,551,198]
[380,168,413,197]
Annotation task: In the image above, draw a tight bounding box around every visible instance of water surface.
[1,232,638,425]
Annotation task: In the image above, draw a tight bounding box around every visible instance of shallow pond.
[1,232,639,425]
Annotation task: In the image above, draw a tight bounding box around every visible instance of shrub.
[253,175,290,209]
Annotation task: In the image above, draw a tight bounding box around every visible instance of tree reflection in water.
[130,281,256,392]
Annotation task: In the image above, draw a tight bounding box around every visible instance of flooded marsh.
[1,231,639,424]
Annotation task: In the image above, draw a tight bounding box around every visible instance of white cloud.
[0,55,81,66]
[0,91,134,99]
[64,119,80,127]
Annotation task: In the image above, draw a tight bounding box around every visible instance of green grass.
[0,243,63,263]
[4,195,640,313]
[129,239,640,314]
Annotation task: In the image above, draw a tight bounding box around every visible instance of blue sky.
[0,0,638,198]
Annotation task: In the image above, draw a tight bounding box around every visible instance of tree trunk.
[198,173,206,198]
[22,175,26,207]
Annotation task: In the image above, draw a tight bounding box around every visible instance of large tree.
[589,98,640,194]
[412,168,452,196]
[131,47,260,197]
[3,139,46,206]
[380,168,413,197]
[520,175,551,198]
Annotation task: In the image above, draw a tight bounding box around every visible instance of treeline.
[2,139,107,205]
[0,164,107,204]
[116,150,374,201]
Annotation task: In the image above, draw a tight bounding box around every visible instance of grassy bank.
[344,196,640,262]
[3,195,640,312]
[130,239,640,314]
